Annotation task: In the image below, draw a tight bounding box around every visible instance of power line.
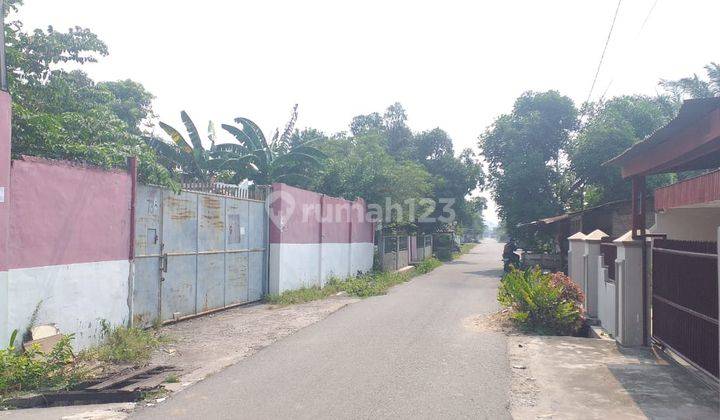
[585,0,623,105]
[597,0,659,104]
[638,0,659,35]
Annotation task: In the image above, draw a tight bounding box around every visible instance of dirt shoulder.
[472,311,719,419]
[150,294,359,390]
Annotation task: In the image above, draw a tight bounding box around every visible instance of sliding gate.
[652,239,718,378]
[131,185,268,327]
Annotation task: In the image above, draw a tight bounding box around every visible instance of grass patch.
[81,321,167,365]
[415,257,442,274]
[453,243,475,259]
[265,257,443,306]
[1,320,171,401]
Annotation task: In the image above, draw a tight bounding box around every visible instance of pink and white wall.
[268,183,374,294]
[0,93,133,348]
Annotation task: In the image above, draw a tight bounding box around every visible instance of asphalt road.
[132,240,510,419]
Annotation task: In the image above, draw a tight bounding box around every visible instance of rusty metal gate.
[652,239,718,378]
[131,185,268,326]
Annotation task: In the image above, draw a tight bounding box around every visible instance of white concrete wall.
[269,243,321,294]
[1,260,130,350]
[650,207,720,241]
[350,242,374,275]
[269,242,374,295]
[597,258,616,337]
[0,271,7,346]
[320,243,351,284]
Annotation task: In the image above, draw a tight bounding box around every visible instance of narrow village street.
[131,242,511,419]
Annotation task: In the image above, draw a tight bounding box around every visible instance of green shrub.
[550,272,585,306]
[498,267,584,335]
[415,257,441,274]
[0,330,85,396]
[87,321,165,365]
[435,248,452,261]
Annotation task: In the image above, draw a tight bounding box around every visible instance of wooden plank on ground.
[119,368,179,391]
[87,366,157,390]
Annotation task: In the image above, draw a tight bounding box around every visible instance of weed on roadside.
[265,258,442,306]
[80,321,168,365]
[0,330,87,398]
[453,244,475,259]
[415,257,442,274]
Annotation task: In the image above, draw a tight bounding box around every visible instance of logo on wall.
[266,189,296,231]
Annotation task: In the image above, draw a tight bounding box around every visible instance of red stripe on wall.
[269,183,374,244]
[8,157,132,269]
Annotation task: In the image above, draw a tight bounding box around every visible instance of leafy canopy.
[479,91,577,244]
[5,0,175,187]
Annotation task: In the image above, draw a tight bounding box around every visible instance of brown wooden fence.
[652,239,718,378]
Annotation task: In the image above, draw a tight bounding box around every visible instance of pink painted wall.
[0,92,11,271]
[270,183,373,244]
[351,199,373,243]
[8,157,132,269]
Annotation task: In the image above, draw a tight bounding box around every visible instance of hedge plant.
[498,267,585,335]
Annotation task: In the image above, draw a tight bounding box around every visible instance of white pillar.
[614,231,644,347]
[567,232,586,290]
[583,230,608,319]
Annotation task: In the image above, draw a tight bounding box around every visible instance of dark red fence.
[655,169,720,211]
[652,239,718,378]
[600,242,617,281]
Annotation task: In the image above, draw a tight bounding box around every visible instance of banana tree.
[220,106,325,185]
[150,111,221,182]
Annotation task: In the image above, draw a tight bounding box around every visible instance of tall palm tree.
[220,105,325,185]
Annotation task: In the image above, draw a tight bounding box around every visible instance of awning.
[605,98,720,178]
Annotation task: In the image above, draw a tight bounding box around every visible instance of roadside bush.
[415,257,441,274]
[550,272,585,308]
[0,330,85,396]
[498,267,584,335]
[85,321,165,365]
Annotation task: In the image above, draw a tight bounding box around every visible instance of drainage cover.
[4,365,179,409]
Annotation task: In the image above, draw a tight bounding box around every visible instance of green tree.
[569,95,673,206]
[413,128,454,161]
[479,91,577,245]
[154,111,221,182]
[4,0,174,187]
[659,62,720,101]
[313,133,432,226]
[344,104,483,231]
[465,196,488,236]
[220,108,325,186]
[350,112,383,136]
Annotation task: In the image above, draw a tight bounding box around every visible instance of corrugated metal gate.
[131,185,268,327]
[652,239,718,378]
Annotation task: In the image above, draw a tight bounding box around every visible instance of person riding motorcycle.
[502,238,519,272]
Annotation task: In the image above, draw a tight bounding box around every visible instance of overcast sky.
[18,0,720,225]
